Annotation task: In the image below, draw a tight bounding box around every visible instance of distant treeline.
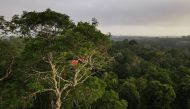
[112,36,190,54]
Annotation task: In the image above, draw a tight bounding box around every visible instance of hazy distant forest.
[1,9,190,109]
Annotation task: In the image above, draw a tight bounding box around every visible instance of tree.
[102,72,119,90]
[144,65,173,84]
[21,33,110,109]
[0,56,14,81]
[0,38,26,108]
[129,40,138,45]
[26,51,100,109]
[91,18,99,26]
[11,8,74,37]
[0,38,23,81]
[94,90,128,109]
[0,16,15,38]
[143,81,176,109]
[64,76,106,109]
[176,75,190,109]
[15,9,111,109]
[0,9,111,109]
[119,80,140,109]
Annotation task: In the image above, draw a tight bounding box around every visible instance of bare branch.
[73,62,88,86]
[0,56,14,81]
[63,89,71,100]
[56,74,71,83]
[26,51,97,109]
[32,69,49,74]
[24,88,55,99]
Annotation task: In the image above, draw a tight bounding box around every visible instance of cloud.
[1,0,190,36]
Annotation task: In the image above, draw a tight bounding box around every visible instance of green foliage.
[94,90,128,109]
[64,77,106,109]
[119,80,140,109]
[0,83,33,108]
[1,9,190,109]
[143,81,176,109]
[176,75,190,109]
[102,72,119,90]
[1,9,112,109]
[110,39,190,109]
[144,66,173,84]
[12,8,74,37]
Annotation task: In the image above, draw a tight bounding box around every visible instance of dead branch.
[23,88,55,99]
[0,56,14,81]
[26,51,97,109]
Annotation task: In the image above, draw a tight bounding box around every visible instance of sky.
[1,0,190,36]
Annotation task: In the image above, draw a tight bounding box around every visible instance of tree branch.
[0,56,14,81]
[24,88,55,99]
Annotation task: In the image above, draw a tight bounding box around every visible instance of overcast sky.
[1,0,190,36]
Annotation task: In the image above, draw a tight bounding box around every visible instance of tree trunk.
[55,93,62,109]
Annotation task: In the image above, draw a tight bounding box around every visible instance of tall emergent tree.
[0,9,111,109]
[1,9,111,109]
